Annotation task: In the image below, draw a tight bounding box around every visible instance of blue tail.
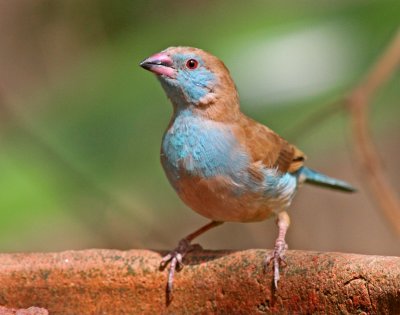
[299,167,356,193]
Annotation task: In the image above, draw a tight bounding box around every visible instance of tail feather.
[299,167,356,193]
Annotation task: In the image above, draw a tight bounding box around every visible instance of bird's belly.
[173,175,276,222]
[164,165,298,222]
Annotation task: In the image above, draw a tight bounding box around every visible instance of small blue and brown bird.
[140,46,355,295]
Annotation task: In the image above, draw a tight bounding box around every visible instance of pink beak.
[139,53,175,78]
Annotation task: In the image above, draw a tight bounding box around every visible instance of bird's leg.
[265,211,290,289]
[160,220,223,298]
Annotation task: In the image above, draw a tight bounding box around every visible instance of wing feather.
[235,115,305,174]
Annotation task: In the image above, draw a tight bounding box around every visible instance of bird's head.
[140,47,239,118]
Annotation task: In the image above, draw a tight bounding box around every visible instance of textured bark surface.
[0,249,398,314]
[0,306,48,315]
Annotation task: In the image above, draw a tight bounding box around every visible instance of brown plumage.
[236,115,306,173]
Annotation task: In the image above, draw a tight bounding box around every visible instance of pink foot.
[160,239,201,300]
[264,239,288,288]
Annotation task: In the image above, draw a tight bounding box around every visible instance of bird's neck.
[171,100,241,124]
[159,79,188,110]
[160,82,241,123]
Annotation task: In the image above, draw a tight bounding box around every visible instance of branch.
[285,29,400,235]
[0,249,399,314]
[347,29,400,235]
[0,306,48,315]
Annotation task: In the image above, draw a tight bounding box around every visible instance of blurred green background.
[0,0,399,255]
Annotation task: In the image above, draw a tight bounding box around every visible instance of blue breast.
[162,109,248,179]
[161,109,298,202]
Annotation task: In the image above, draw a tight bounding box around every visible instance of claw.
[166,256,178,296]
[263,211,290,289]
[159,221,223,303]
[160,254,172,268]
[160,238,198,301]
[264,240,288,289]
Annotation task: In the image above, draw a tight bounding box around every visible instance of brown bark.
[0,249,398,314]
[0,306,48,315]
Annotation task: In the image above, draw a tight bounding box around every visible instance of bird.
[139,46,355,297]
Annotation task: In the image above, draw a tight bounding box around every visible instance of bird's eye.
[186,59,199,70]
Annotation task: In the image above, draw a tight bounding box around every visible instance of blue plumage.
[159,53,216,106]
[161,109,248,179]
[298,167,356,192]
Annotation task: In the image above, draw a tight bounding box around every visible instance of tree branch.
[286,29,400,235]
[347,29,400,235]
[0,249,399,314]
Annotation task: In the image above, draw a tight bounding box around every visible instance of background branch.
[287,29,400,235]
[347,29,400,235]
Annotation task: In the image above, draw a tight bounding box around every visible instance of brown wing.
[236,115,306,174]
